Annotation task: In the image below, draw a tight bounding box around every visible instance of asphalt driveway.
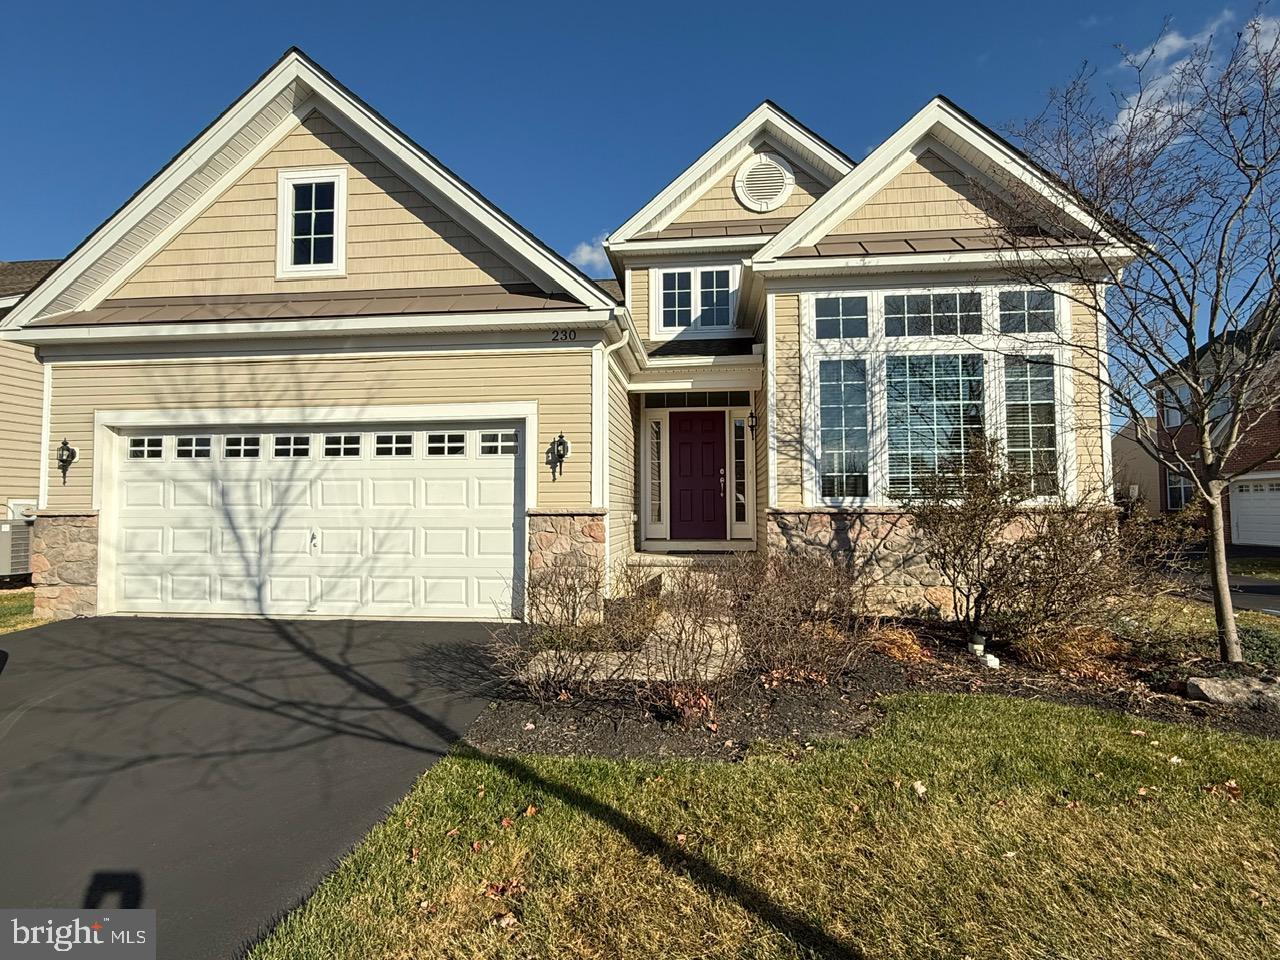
[0,616,496,959]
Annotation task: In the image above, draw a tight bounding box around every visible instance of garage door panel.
[113,422,521,619]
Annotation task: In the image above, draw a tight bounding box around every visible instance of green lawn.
[0,589,40,636]
[1227,554,1280,582]
[250,694,1280,960]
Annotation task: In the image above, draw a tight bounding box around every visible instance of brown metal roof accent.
[779,227,1079,259]
[638,217,794,241]
[28,283,588,328]
[0,259,62,297]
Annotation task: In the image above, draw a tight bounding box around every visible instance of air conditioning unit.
[1,502,36,577]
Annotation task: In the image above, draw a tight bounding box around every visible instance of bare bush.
[718,552,878,685]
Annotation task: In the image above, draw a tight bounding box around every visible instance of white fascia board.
[757,98,1129,263]
[0,294,21,309]
[751,245,1132,279]
[2,56,306,330]
[628,369,763,391]
[608,103,853,246]
[0,308,614,345]
[605,236,769,261]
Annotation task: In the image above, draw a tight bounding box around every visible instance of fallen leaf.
[1225,779,1242,800]
[523,721,536,731]
[676,833,688,846]
[524,804,538,818]
[1169,755,1184,765]
[912,780,927,799]
[495,912,520,929]
[1129,729,1147,737]
[1137,786,1149,796]
[445,827,460,838]
[706,721,719,733]
[500,817,515,829]
[1002,851,1017,859]
[409,846,421,864]
[471,840,487,854]
[477,787,486,797]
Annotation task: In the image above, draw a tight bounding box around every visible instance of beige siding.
[0,339,43,508]
[755,382,769,545]
[772,294,804,506]
[834,151,994,236]
[607,363,636,568]
[114,112,532,299]
[672,152,828,227]
[1071,289,1108,499]
[628,267,649,336]
[46,350,593,511]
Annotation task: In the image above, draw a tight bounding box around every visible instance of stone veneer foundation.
[526,508,607,572]
[767,508,952,614]
[30,512,100,620]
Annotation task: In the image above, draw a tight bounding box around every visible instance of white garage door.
[110,423,523,619]
[1232,478,1280,546]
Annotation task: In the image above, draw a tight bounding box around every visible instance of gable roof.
[756,96,1128,264]
[2,48,615,331]
[606,100,855,249]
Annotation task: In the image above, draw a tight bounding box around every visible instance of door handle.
[719,473,725,498]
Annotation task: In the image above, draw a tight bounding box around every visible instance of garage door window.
[374,433,413,457]
[426,432,466,456]
[176,436,212,459]
[480,431,519,455]
[324,434,361,458]
[274,435,311,458]
[128,437,163,460]
[224,436,260,459]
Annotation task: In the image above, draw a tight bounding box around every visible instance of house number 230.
[551,329,577,341]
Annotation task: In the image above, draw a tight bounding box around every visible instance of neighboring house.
[0,259,61,576]
[0,49,1120,621]
[1111,417,1161,514]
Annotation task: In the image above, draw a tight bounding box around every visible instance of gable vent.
[734,152,796,213]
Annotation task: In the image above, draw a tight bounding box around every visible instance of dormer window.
[276,168,347,278]
[651,265,739,339]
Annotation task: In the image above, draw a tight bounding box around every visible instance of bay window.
[805,285,1070,504]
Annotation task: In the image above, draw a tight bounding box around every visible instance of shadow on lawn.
[7,616,860,959]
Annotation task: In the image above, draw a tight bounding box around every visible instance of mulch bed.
[465,644,1280,761]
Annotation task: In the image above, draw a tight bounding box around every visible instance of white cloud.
[1135,8,1234,68]
[567,232,610,274]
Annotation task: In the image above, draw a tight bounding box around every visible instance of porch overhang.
[628,355,763,392]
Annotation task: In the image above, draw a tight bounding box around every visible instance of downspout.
[599,310,636,596]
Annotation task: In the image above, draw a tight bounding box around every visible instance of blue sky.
[0,1,1233,273]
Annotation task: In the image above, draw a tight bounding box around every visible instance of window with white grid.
[480,431,519,455]
[323,434,361,458]
[817,359,870,498]
[374,434,413,457]
[128,437,163,460]
[425,433,465,456]
[274,435,311,458]
[999,289,1056,334]
[175,436,211,459]
[224,436,260,459]
[1004,356,1059,495]
[886,354,985,496]
[885,292,982,337]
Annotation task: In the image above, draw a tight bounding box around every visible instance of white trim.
[2,308,614,345]
[640,539,756,552]
[1096,283,1114,500]
[642,410,669,541]
[591,342,605,509]
[752,246,1131,278]
[275,166,348,279]
[37,362,52,509]
[796,283,1078,508]
[608,101,853,246]
[608,236,768,258]
[0,294,21,309]
[647,264,742,341]
[766,292,778,506]
[91,400,540,511]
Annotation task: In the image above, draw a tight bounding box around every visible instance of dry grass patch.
[0,588,42,636]
[250,694,1280,960]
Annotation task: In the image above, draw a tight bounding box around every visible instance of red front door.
[669,411,726,540]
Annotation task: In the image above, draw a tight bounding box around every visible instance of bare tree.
[974,13,1280,662]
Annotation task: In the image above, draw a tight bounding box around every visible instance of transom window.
[224,435,260,459]
[175,436,212,459]
[999,289,1056,334]
[128,436,163,460]
[276,168,346,278]
[274,435,311,458]
[886,354,985,496]
[654,266,737,336]
[375,434,413,457]
[426,432,466,456]
[885,292,982,338]
[324,434,361,458]
[480,431,519,455]
[1004,356,1059,495]
[815,296,868,340]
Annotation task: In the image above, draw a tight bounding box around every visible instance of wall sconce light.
[747,411,759,432]
[546,432,572,481]
[56,438,78,485]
